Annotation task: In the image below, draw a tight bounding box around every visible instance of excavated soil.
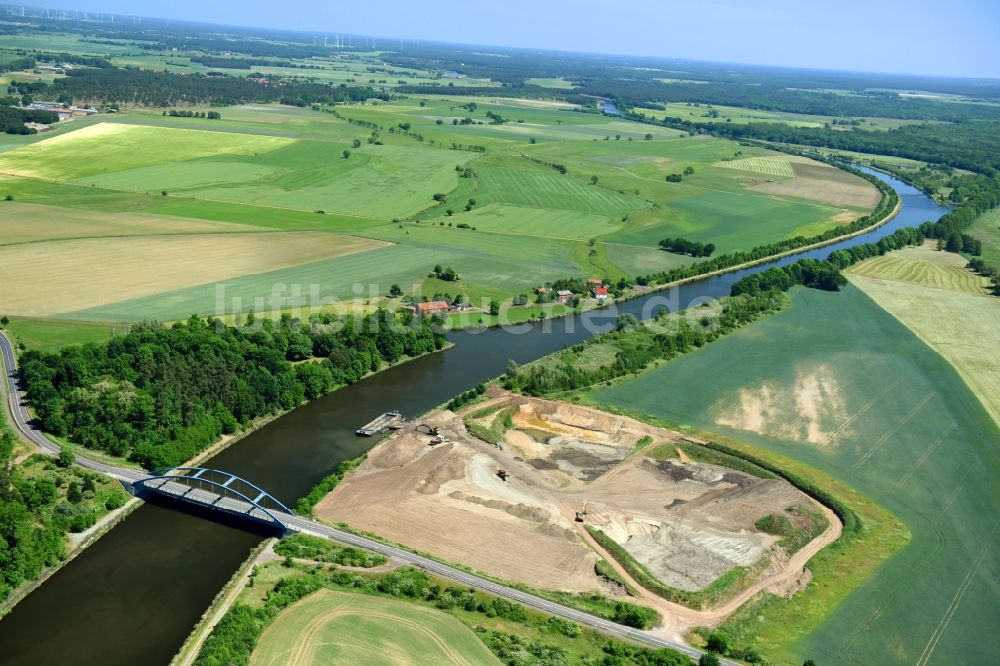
[316,393,824,598]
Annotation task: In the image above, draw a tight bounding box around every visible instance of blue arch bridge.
[134,467,295,530]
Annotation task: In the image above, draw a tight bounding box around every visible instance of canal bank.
[0,170,948,666]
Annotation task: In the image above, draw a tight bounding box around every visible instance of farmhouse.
[406,300,450,316]
[593,287,609,300]
[556,289,574,304]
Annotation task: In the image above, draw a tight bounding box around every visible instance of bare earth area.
[316,393,838,635]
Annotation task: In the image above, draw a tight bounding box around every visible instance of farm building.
[556,290,574,304]
[593,287,609,300]
[407,300,450,316]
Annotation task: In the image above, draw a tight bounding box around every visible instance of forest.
[36,69,388,107]
[0,419,127,604]
[0,106,58,134]
[18,312,445,469]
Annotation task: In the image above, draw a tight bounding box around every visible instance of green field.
[0,123,292,180]
[442,203,618,240]
[250,589,501,666]
[967,205,1000,266]
[3,318,117,353]
[589,286,1000,666]
[0,96,878,324]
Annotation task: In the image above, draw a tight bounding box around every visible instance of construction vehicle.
[574,501,589,523]
[497,469,509,481]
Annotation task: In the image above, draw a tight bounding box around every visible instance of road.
[0,331,734,665]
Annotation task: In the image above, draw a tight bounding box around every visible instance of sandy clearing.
[715,362,851,445]
[318,393,835,628]
[0,232,388,316]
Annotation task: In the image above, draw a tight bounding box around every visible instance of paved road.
[0,331,733,664]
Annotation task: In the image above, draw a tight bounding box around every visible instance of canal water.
[0,170,947,665]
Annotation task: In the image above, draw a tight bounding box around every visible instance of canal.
[0,170,947,665]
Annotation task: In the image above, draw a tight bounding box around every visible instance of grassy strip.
[273,533,386,568]
[325,521,661,629]
[197,560,693,666]
[594,559,636,595]
[586,525,765,611]
[464,405,517,444]
[169,539,271,666]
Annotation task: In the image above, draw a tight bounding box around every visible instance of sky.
[33,0,1000,79]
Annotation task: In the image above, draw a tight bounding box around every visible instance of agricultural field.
[846,243,999,424]
[0,123,293,180]
[0,200,259,245]
[0,95,879,323]
[0,231,387,317]
[589,286,1000,666]
[967,205,1000,266]
[847,242,990,295]
[250,589,501,666]
[3,317,116,353]
[642,102,932,131]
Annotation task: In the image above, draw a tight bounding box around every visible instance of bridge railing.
[137,467,293,528]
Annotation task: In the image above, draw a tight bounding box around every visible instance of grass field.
[441,203,619,240]
[475,164,649,216]
[0,123,292,180]
[847,244,999,424]
[715,156,796,177]
[967,205,1000,266]
[847,243,990,295]
[589,286,1000,666]
[3,318,117,353]
[250,589,501,666]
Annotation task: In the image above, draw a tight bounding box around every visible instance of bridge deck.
[141,477,283,526]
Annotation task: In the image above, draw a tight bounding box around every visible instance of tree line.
[42,69,387,108]
[658,237,715,257]
[505,291,786,396]
[627,111,1000,175]
[162,109,221,119]
[19,312,445,470]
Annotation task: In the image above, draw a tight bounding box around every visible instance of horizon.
[23,0,1000,80]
